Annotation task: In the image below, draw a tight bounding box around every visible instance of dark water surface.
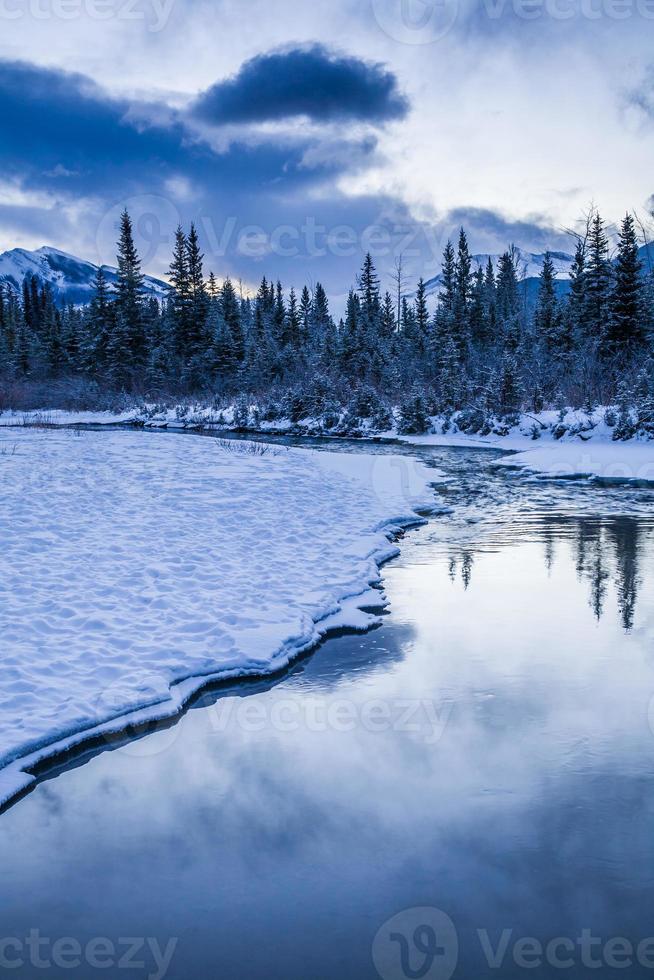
[2,437,654,979]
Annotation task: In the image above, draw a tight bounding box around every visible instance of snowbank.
[0,428,439,807]
[494,442,654,483]
[396,410,654,482]
[2,404,653,485]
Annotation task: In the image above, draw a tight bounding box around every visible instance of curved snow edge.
[0,508,431,812]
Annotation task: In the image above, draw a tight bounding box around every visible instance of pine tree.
[454,228,472,323]
[358,253,380,313]
[497,352,522,416]
[113,209,146,368]
[609,213,645,354]
[219,278,244,368]
[414,277,429,353]
[299,286,311,349]
[284,287,301,351]
[535,252,560,353]
[381,291,397,342]
[469,266,488,345]
[483,258,497,336]
[567,240,587,342]
[433,241,457,359]
[496,250,519,321]
[82,267,113,374]
[168,225,191,360]
[584,211,612,349]
[186,223,209,347]
[439,242,456,313]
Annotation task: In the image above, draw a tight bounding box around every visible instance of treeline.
[1,208,653,434]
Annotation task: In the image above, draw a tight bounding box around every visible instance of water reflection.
[444,516,653,631]
[1,442,654,980]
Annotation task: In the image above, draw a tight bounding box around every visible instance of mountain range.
[2,242,653,310]
[420,247,574,308]
[421,243,654,307]
[0,246,170,305]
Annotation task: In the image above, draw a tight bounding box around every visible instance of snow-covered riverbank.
[2,404,654,483]
[0,428,439,807]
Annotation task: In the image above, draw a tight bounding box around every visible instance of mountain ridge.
[0,245,170,305]
[2,242,653,309]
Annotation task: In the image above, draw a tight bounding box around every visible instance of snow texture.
[0,428,437,806]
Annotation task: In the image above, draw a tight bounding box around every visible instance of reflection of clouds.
[1,464,654,978]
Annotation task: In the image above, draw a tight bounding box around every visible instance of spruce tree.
[535,252,559,353]
[186,223,209,344]
[168,225,191,360]
[454,228,472,322]
[584,211,612,349]
[83,267,113,375]
[496,250,520,321]
[415,277,430,353]
[567,240,587,343]
[113,209,146,367]
[439,241,456,315]
[609,213,645,354]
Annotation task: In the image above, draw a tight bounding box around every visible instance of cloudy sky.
[1,0,653,301]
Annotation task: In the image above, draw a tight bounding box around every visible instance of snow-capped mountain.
[0,246,170,305]
[422,247,574,302]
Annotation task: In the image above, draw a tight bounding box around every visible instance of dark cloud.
[192,44,409,125]
[441,206,573,254]
[0,58,400,297]
[0,59,565,309]
[0,58,383,199]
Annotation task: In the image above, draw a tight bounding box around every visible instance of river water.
[1,437,654,979]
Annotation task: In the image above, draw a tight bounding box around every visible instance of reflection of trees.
[445,517,647,631]
[574,518,642,630]
[588,538,609,622]
[608,520,641,632]
[543,525,555,575]
[461,553,474,590]
[447,552,475,590]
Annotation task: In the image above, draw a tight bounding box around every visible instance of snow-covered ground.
[2,404,653,483]
[495,443,654,482]
[398,411,654,482]
[0,427,438,807]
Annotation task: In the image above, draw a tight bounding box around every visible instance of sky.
[1,0,654,303]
